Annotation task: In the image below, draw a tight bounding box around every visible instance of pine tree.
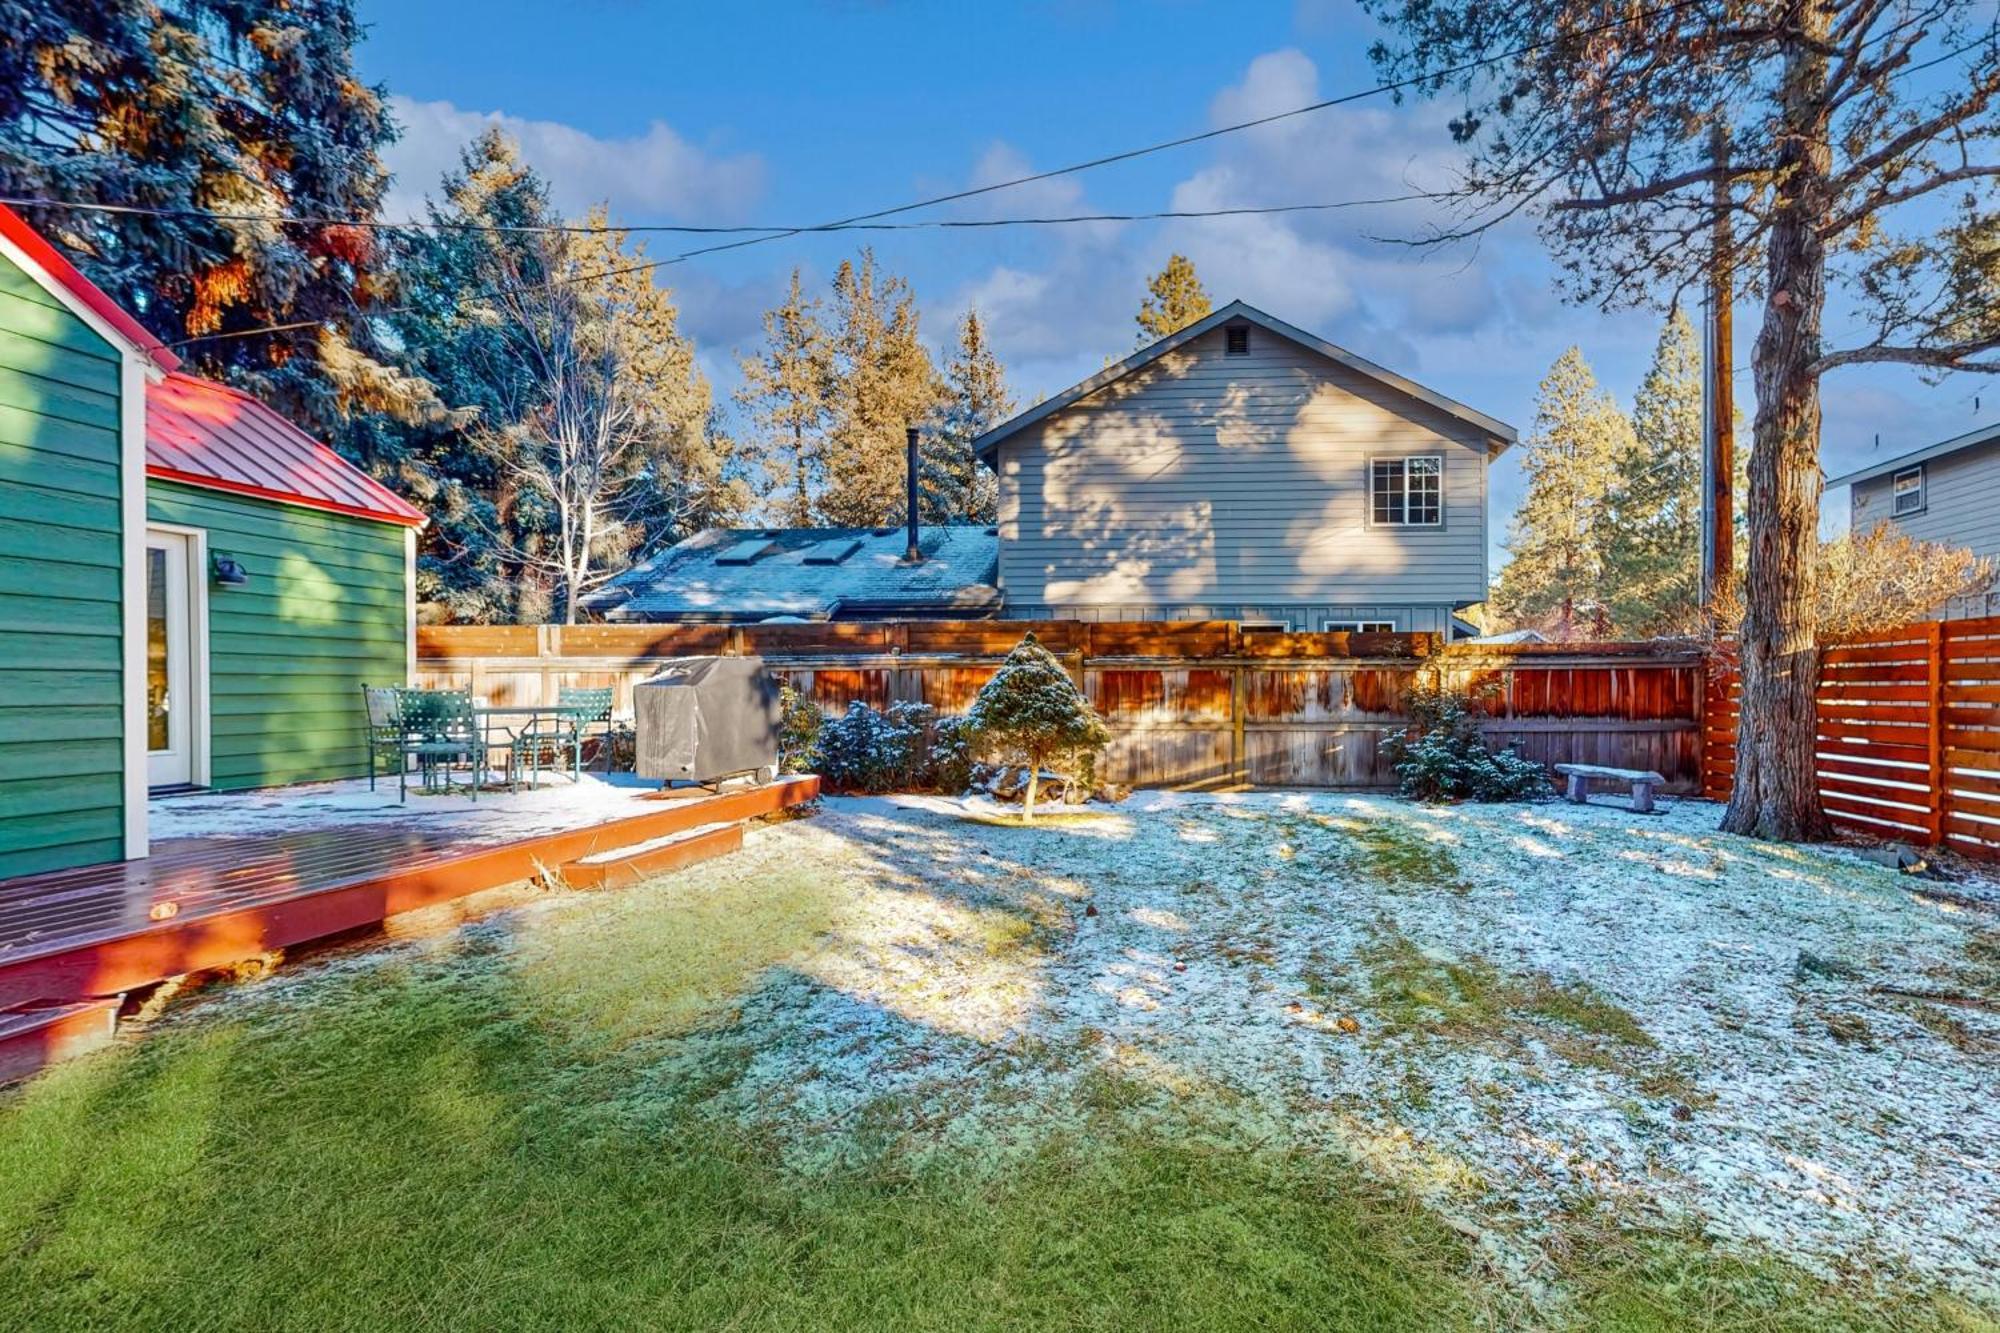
[966,634,1111,823]
[735,269,832,526]
[924,308,1012,523]
[1135,253,1213,344]
[0,0,436,437]
[819,250,944,527]
[1600,313,1703,635]
[1491,348,1636,635]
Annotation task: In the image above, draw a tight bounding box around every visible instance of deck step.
[559,821,744,891]
[0,999,119,1085]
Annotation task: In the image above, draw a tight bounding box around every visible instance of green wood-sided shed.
[0,204,423,878]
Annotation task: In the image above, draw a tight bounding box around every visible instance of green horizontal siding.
[147,479,407,790]
[0,252,127,878]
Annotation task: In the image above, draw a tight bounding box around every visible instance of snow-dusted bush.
[811,699,979,794]
[1381,683,1548,803]
[777,682,823,775]
[966,633,1111,822]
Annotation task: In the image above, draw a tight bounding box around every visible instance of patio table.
[475,703,598,788]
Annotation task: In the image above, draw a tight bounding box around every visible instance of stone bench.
[1554,763,1666,814]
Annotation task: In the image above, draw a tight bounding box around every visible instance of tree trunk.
[1022,763,1039,824]
[1722,5,1834,842]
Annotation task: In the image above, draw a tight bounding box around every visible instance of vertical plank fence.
[415,621,1707,792]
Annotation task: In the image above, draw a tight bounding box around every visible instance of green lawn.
[1,798,1991,1331]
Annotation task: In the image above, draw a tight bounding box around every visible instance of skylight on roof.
[713,537,778,566]
[799,537,863,566]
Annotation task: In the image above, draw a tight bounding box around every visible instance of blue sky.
[356,0,1999,565]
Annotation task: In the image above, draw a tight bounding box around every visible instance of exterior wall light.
[212,555,249,586]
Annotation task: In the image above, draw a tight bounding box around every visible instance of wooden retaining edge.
[0,1000,119,1085]
[0,776,821,1012]
[559,823,744,892]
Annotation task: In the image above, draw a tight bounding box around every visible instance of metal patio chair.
[362,685,414,793]
[394,688,481,802]
[508,687,615,789]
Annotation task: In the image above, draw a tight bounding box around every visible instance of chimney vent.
[905,426,922,562]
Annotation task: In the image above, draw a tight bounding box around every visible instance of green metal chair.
[394,688,481,802]
[509,687,615,789]
[362,685,411,793]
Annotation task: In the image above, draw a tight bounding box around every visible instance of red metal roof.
[0,203,179,373]
[146,373,425,527]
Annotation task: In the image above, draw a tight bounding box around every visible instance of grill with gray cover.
[633,656,783,786]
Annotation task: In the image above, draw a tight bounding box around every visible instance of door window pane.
[148,547,169,750]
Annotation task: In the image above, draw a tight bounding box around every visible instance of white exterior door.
[146,530,195,787]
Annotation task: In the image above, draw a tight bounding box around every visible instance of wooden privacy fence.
[1703,614,2000,860]
[415,621,1706,791]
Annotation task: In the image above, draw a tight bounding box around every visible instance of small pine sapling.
[966,634,1110,822]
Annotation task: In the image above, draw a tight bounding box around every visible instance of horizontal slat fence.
[1703,614,2000,861]
[416,621,1705,792]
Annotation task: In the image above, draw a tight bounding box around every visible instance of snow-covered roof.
[585,525,1002,622]
[1462,628,1549,645]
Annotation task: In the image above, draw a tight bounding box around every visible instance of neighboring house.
[1830,421,2000,617]
[614,302,1515,632]
[585,525,1000,622]
[975,301,1516,633]
[0,204,422,878]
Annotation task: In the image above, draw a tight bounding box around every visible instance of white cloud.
[383,95,765,224]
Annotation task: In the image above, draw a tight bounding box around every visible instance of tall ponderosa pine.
[967,634,1111,823]
[1135,253,1213,343]
[0,0,439,436]
[819,250,944,527]
[923,308,1012,523]
[1600,312,1705,635]
[1492,348,1635,634]
[1361,1,2000,841]
[735,269,833,526]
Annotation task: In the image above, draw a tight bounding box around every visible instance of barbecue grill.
[632,655,783,786]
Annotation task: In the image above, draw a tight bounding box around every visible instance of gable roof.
[972,300,1516,462]
[1827,420,2000,489]
[146,372,425,527]
[0,203,180,373]
[584,525,1000,621]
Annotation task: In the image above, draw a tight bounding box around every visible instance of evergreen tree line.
[1491,312,1735,639]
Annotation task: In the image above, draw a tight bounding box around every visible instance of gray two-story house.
[1830,420,2000,617]
[973,301,1516,633]
[593,301,1515,631]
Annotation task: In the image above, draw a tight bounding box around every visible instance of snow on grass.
[661,791,1997,1303]
[159,787,1998,1310]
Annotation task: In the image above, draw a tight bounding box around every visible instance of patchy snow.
[175,787,2000,1306]
[572,821,738,865]
[147,771,681,841]
[692,792,1999,1302]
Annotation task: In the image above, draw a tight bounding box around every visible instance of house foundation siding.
[0,252,129,878]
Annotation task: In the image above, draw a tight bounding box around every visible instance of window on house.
[1239,620,1290,633]
[1371,456,1442,525]
[1225,325,1250,356]
[1892,465,1925,516]
[1324,619,1396,633]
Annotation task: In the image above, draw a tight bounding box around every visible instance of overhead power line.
[2,193,1433,238]
[140,0,1710,349]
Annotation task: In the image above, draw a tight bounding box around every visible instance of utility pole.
[1701,122,1735,629]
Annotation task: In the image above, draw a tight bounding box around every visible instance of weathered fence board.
[417,620,1705,792]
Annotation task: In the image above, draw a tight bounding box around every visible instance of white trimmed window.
[1891,464,1925,516]
[1371,456,1442,525]
[1324,620,1395,632]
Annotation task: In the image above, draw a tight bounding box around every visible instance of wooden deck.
[0,776,818,1077]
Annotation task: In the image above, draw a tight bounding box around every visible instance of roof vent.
[1225,325,1250,356]
[713,537,778,566]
